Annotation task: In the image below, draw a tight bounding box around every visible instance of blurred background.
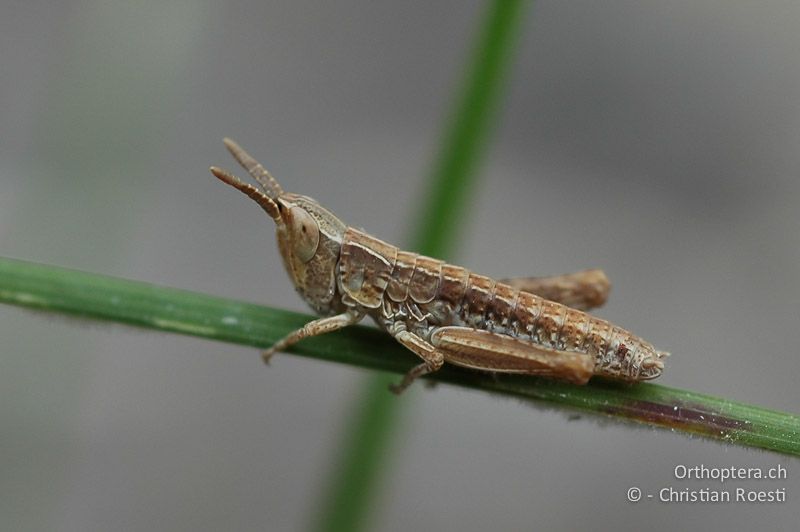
[1,1,798,530]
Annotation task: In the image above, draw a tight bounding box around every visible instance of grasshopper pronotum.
[210,139,668,393]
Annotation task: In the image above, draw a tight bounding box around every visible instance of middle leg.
[388,325,446,394]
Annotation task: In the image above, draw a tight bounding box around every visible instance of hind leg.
[499,269,610,311]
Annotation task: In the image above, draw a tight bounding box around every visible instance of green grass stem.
[1,256,797,456]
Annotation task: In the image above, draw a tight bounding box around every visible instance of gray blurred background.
[1,1,798,530]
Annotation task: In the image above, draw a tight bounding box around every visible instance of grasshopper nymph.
[210,139,668,393]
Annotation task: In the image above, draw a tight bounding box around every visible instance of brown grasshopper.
[210,138,668,393]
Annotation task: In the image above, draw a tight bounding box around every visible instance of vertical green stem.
[412,0,530,258]
[311,2,530,531]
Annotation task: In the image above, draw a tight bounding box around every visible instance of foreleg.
[262,310,364,363]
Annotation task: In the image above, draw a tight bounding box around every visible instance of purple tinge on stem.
[604,399,749,437]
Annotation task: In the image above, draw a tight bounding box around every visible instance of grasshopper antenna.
[210,166,282,223]
[222,137,284,199]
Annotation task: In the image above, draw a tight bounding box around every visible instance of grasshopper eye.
[289,206,320,263]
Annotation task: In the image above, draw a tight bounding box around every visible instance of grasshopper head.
[211,138,346,314]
